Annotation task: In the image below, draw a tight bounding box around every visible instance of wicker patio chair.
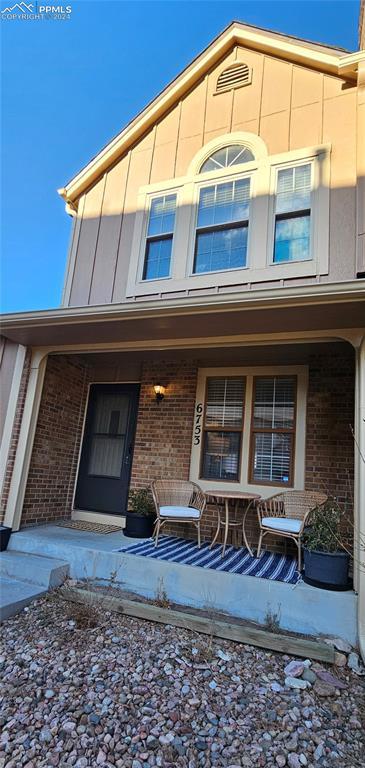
[256,490,328,571]
[151,480,206,548]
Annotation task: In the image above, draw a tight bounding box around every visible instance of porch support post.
[355,334,365,662]
[0,344,27,497]
[4,349,48,532]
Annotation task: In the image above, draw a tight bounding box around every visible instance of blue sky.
[1,0,360,313]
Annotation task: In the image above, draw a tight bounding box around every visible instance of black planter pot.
[124,512,154,539]
[303,548,351,590]
[0,525,12,551]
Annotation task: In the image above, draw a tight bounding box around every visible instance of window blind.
[201,377,245,481]
[147,194,177,237]
[251,376,296,485]
[197,179,250,228]
[205,378,245,428]
[253,377,295,429]
[275,164,311,215]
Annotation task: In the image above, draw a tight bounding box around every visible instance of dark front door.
[75,384,140,514]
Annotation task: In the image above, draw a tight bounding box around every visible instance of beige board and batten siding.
[64,45,358,308]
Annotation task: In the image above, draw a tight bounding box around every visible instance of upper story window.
[193,178,250,274]
[127,133,330,298]
[143,193,177,280]
[200,144,254,173]
[273,164,312,264]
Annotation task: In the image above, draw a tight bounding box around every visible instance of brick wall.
[305,347,355,552]
[0,350,31,524]
[129,358,218,541]
[305,349,354,501]
[130,359,198,487]
[130,349,355,552]
[21,356,89,527]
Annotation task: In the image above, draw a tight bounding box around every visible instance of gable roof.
[58,20,364,210]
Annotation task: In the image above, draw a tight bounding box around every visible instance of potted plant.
[124,488,156,538]
[0,525,12,551]
[303,498,350,590]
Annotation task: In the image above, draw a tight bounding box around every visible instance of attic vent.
[216,63,252,94]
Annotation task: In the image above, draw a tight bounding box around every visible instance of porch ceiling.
[1,288,365,349]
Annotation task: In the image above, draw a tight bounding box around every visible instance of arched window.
[200,144,254,174]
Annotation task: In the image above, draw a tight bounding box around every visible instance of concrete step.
[0,550,69,588]
[0,577,46,621]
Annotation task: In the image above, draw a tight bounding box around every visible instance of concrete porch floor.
[7,525,358,646]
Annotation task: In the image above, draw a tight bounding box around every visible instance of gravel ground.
[0,590,364,768]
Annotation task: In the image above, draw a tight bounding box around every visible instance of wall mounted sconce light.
[153,384,166,403]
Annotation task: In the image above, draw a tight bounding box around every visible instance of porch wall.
[16,347,355,552]
[21,356,89,527]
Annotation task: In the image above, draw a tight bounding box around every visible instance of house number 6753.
[194,403,203,445]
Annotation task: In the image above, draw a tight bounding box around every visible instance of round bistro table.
[205,490,261,558]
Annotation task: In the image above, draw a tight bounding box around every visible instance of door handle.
[125,443,133,464]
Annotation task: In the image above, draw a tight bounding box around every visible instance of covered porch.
[1,287,364,651]
[8,339,357,548]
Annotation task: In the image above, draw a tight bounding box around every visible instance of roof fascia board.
[1,281,365,333]
[59,24,360,206]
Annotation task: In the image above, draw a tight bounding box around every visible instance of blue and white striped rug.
[116,535,299,584]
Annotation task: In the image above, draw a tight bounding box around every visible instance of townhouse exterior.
[0,21,364,647]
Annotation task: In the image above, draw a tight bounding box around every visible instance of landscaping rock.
[315,669,347,689]
[302,668,317,684]
[333,651,347,667]
[275,757,286,767]
[1,590,364,768]
[288,755,301,768]
[323,637,352,653]
[284,660,305,677]
[313,679,336,697]
[285,676,310,690]
[347,651,365,674]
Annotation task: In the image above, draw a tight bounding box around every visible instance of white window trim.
[132,186,183,286]
[267,148,330,276]
[189,365,308,498]
[126,135,331,299]
[269,160,314,267]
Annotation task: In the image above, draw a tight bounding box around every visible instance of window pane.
[252,432,292,484]
[92,394,129,435]
[202,431,241,481]
[143,237,172,279]
[273,214,310,263]
[253,377,295,429]
[88,436,125,478]
[205,378,245,428]
[276,164,311,214]
[197,179,250,228]
[200,144,254,173]
[147,194,176,236]
[194,225,247,273]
